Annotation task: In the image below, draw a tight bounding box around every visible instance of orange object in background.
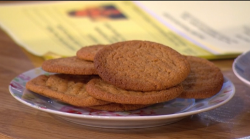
[68,5,127,21]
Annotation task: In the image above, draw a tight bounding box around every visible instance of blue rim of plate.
[233,51,250,86]
[9,67,235,121]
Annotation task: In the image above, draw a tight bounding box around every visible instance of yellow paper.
[0,1,220,59]
[135,1,250,55]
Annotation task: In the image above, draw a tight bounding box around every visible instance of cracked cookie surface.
[179,56,224,99]
[26,74,109,107]
[94,40,190,91]
[86,78,183,104]
[76,44,107,61]
[42,56,98,75]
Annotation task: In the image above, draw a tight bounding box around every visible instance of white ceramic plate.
[233,51,250,87]
[9,68,235,128]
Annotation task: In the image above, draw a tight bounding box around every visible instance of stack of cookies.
[26,40,224,111]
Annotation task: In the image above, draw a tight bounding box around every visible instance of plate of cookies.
[9,40,235,128]
[233,50,250,87]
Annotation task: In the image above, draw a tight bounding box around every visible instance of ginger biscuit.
[26,74,109,107]
[86,78,183,105]
[179,56,224,99]
[42,56,98,75]
[76,44,106,61]
[94,40,190,91]
[90,103,150,111]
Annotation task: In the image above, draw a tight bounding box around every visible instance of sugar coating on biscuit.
[26,74,109,107]
[42,56,98,75]
[179,56,224,99]
[94,40,190,91]
[86,78,183,105]
[76,44,107,61]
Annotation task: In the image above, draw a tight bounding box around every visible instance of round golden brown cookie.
[76,44,107,61]
[26,74,109,107]
[86,78,183,104]
[42,56,97,75]
[89,103,150,111]
[179,56,224,99]
[94,40,190,91]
